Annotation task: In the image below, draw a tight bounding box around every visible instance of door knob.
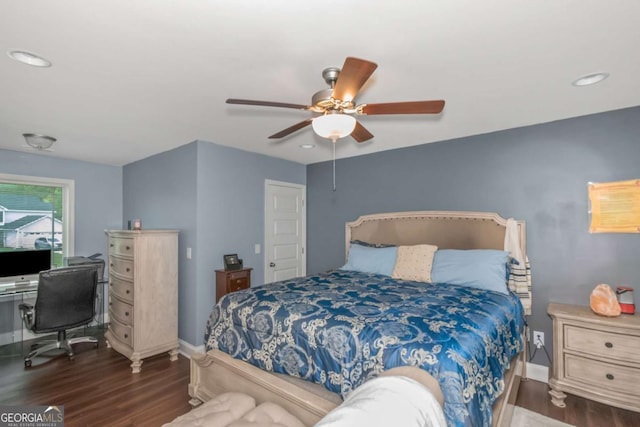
[269,262,276,267]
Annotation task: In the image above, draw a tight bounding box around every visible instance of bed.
[189,211,531,426]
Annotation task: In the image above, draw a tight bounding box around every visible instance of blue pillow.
[431,249,510,294]
[340,243,398,276]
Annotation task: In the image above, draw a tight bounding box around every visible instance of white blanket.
[314,376,446,427]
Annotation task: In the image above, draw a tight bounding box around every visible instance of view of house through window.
[0,182,64,268]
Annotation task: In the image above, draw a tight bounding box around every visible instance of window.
[0,173,74,268]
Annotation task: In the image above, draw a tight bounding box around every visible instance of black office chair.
[19,266,99,367]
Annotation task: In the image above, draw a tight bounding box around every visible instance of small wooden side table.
[215,268,252,301]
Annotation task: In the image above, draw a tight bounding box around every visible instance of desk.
[0,280,106,357]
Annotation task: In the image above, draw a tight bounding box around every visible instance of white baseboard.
[526,362,549,383]
[179,339,205,359]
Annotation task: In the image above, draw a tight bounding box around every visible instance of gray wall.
[0,148,123,339]
[123,142,199,345]
[123,140,306,345]
[306,106,640,367]
[0,149,123,260]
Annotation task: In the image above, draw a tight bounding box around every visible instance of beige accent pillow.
[392,244,438,283]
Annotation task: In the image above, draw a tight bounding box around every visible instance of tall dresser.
[105,229,179,373]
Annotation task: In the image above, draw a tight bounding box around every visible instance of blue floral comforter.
[205,270,524,427]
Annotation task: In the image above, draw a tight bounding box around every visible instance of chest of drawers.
[215,268,252,301]
[105,230,179,373]
[547,302,640,412]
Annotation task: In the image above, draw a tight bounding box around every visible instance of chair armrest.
[19,303,35,330]
[18,303,33,311]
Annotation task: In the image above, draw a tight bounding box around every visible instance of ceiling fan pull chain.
[332,140,336,192]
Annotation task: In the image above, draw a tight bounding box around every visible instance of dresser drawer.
[109,237,134,257]
[110,275,134,303]
[110,297,134,325]
[110,256,134,279]
[109,317,133,347]
[565,324,640,362]
[565,354,640,397]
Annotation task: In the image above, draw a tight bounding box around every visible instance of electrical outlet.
[533,331,545,349]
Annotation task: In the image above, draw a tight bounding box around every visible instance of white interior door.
[264,180,306,284]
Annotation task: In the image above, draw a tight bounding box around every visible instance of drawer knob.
[606,373,614,380]
[110,243,114,247]
[605,342,613,348]
[124,334,128,339]
[125,311,129,316]
[126,268,130,272]
[269,262,276,267]
[126,246,130,250]
[126,290,130,294]
[110,263,114,267]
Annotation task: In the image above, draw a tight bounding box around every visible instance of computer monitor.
[0,249,52,287]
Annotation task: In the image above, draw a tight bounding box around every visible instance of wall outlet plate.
[533,331,545,348]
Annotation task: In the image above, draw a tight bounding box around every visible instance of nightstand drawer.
[565,354,640,397]
[565,324,640,361]
[228,277,249,293]
[109,317,133,347]
[110,275,134,303]
[228,270,249,280]
[110,256,134,279]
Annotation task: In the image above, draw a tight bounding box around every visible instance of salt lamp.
[590,284,621,317]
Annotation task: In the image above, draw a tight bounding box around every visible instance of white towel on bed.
[504,218,532,315]
[504,218,524,265]
[313,376,446,427]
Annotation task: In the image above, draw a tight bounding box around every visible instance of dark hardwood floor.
[2,334,639,426]
[0,333,191,426]
[516,378,640,427]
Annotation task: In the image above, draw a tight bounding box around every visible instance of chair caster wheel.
[25,359,32,368]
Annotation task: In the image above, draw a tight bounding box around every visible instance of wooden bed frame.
[189,211,529,426]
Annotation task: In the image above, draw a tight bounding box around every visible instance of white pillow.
[392,244,438,283]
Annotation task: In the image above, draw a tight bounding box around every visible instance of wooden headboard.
[345,211,530,314]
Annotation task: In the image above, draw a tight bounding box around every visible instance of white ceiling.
[1,1,639,167]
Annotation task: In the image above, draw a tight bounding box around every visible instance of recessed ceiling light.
[572,73,609,87]
[7,50,52,67]
[299,144,315,149]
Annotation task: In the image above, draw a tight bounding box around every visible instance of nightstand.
[547,302,640,412]
[215,268,252,301]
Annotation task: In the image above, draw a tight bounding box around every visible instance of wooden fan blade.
[332,57,378,102]
[268,119,313,139]
[227,98,310,110]
[351,121,374,143]
[360,100,445,115]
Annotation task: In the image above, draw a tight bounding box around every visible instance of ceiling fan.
[226,57,445,143]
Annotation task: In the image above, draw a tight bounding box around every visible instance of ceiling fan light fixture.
[312,113,356,141]
[23,133,56,150]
